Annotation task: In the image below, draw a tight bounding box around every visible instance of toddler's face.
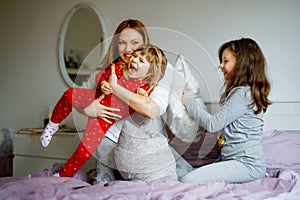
[127,51,150,80]
[220,48,236,80]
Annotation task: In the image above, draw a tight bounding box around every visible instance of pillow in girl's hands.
[164,55,207,143]
[114,121,177,182]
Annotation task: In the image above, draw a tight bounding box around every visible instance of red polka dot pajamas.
[50,61,152,177]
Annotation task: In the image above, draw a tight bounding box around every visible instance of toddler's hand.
[108,63,118,88]
[101,81,112,95]
[137,88,148,97]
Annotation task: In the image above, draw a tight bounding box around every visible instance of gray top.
[186,86,265,170]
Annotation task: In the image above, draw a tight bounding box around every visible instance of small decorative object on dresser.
[0,128,14,177]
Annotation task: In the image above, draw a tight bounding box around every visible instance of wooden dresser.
[13,128,96,176]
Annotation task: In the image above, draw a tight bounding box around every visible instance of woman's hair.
[218,38,272,114]
[99,19,150,70]
[129,44,167,91]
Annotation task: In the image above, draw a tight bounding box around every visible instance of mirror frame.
[58,2,107,87]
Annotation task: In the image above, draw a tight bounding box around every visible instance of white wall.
[1,0,300,132]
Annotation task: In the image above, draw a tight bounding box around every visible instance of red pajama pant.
[50,72,151,177]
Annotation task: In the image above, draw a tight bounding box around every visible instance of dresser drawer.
[14,131,79,159]
[13,129,96,176]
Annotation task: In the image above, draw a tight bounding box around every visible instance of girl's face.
[220,48,236,80]
[127,51,150,80]
[118,28,144,63]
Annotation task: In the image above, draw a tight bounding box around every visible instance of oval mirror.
[58,3,107,87]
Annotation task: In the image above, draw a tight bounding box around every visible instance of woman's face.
[118,28,144,63]
[127,51,150,80]
[220,48,236,80]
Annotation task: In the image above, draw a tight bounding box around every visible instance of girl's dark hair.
[218,38,272,114]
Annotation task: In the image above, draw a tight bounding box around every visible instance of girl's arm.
[108,64,171,119]
[111,82,160,119]
[184,87,250,132]
[108,64,159,118]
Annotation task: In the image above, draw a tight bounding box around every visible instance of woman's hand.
[83,94,122,124]
[137,88,149,97]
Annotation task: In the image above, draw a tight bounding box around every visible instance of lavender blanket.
[0,169,299,200]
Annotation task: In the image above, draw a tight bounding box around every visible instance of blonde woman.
[41,44,168,177]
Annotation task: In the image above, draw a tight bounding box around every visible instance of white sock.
[40,120,59,147]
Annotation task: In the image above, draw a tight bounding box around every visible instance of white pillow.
[163,54,207,143]
[114,121,178,182]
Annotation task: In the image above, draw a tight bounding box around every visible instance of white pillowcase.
[163,54,207,143]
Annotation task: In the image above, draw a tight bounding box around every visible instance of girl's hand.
[182,89,194,105]
[83,94,122,124]
[108,63,118,89]
[137,88,149,97]
[101,81,112,95]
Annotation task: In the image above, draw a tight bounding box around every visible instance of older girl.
[181,38,271,184]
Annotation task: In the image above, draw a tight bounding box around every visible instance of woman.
[41,44,168,178]
[81,19,192,184]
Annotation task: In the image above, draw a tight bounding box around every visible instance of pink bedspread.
[0,170,299,200]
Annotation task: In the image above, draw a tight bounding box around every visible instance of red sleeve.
[95,61,124,94]
[95,66,112,94]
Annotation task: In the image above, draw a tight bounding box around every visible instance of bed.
[1,57,299,199]
[0,129,300,200]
